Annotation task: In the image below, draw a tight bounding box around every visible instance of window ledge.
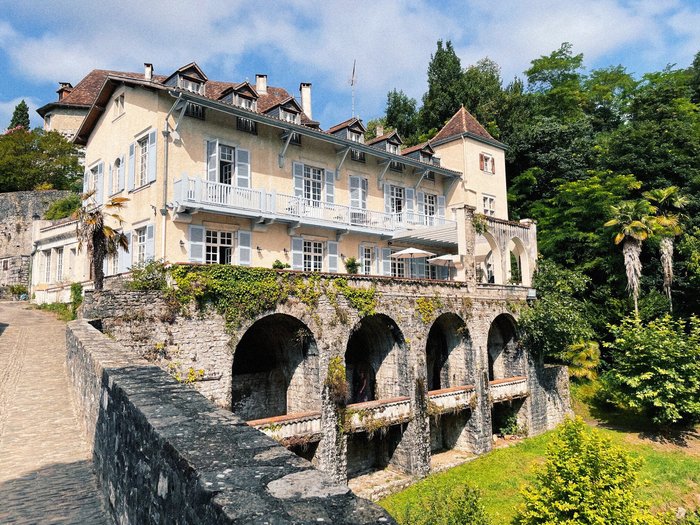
[128,181,156,194]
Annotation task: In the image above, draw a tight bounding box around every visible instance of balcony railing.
[174,175,455,234]
[428,385,475,414]
[489,376,529,402]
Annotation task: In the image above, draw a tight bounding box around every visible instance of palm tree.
[643,186,687,312]
[75,192,129,291]
[563,340,600,381]
[604,199,657,317]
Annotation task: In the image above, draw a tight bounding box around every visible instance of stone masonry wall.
[82,271,571,484]
[66,318,394,524]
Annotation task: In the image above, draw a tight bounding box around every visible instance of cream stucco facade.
[32,63,537,295]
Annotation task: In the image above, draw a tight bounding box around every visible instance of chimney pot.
[56,82,73,101]
[376,125,384,137]
[255,74,267,94]
[144,63,153,81]
[300,82,312,120]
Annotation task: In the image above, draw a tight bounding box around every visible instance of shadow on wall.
[0,460,110,524]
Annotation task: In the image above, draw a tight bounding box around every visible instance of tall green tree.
[0,128,83,191]
[420,40,464,132]
[583,65,637,131]
[8,99,30,130]
[461,58,503,136]
[385,89,418,144]
[604,199,657,317]
[76,194,130,291]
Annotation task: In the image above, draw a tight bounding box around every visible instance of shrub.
[43,193,81,220]
[325,356,348,406]
[272,259,290,269]
[513,418,662,525]
[343,256,360,274]
[603,315,700,427]
[8,284,27,298]
[70,282,83,315]
[127,259,169,291]
[396,478,492,525]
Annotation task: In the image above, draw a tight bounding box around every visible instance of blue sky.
[1,0,699,131]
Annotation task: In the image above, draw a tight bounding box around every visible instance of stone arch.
[487,313,520,381]
[345,314,408,403]
[231,313,320,420]
[508,236,531,286]
[425,313,473,390]
[475,231,503,284]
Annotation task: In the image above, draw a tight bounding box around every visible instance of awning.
[392,223,458,248]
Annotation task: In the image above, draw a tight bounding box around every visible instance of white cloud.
[0,97,40,132]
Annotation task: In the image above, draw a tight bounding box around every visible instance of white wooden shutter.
[118,155,125,191]
[350,176,360,208]
[405,187,414,222]
[384,184,391,213]
[238,230,251,266]
[82,169,89,194]
[381,248,392,276]
[236,148,250,188]
[128,143,135,191]
[95,162,104,205]
[291,237,303,270]
[206,140,218,182]
[325,170,335,204]
[292,162,304,198]
[327,241,338,273]
[417,191,425,217]
[189,225,205,263]
[361,178,368,208]
[107,163,113,197]
[437,195,446,221]
[118,232,131,273]
[147,130,157,183]
[145,224,155,261]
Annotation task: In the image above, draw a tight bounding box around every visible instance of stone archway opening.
[508,237,530,286]
[426,313,475,454]
[345,314,408,478]
[475,232,502,284]
[487,314,520,381]
[425,313,473,391]
[231,313,320,421]
[345,314,408,403]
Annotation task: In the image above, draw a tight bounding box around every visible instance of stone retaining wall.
[66,319,394,524]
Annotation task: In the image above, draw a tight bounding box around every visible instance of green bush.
[8,284,27,297]
[43,193,81,220]
[127,259,169,291]
[396,478,491,525]
[343,256,360,274]
[272,259,290,269]
[603,315,700,427]
[70,282,83,315]
[513,418,662,525]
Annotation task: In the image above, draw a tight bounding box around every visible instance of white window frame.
[390,185,405,215]
[483,194,496,216]
[134,227,147,265]
[391,253,405,278]
[113,94,125,119]
[44,250,52,283]
[55,248,63,282]
[362,246,374,275]
[204,229,233,265]
[303,240,323,272]
[136,135,150,187]
[424,193,437,221]
[87,164,99,194]
[236,117,257,134]
[480,152,495,174]
[303,165,323,204]
[112,157,122,195]
[178,76,204,95]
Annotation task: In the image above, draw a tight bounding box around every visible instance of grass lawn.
[380,381,700,524]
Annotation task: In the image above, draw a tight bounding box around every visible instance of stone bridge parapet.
[66,319,394,524]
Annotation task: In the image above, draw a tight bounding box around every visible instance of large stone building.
[33,62,569,483]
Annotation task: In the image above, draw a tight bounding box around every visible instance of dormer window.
[178,76,204,95]
[236,95,256,111]
[387,142,402,171]
[349,130,365,162]
[281,109,299,124]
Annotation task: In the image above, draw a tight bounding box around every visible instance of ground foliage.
[512,418,663,525]
[604,315,700,427]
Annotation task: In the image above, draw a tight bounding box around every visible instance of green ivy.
[416,296,443,324]
[333,278,377,318]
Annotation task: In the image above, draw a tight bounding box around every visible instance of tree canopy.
[8,100,30,130]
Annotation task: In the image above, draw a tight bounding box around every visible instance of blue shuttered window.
[417,191,425,216]
[327,241,338,272]
[118,232,131,273]
[107,163,113,198]
[238,230,251,266]
[291,237,303,270]
[325,170,335,204]
[95,162,104,205]
[384,185,391,213]
[118,155,125,192]
[382,248,392,276]
[292,162,304,198]
[404,187,414,222]
[236,149,250,188]
[127,143,135,190]
[206,140,218,182]
[437,195,446,219]
[145,224,155,261]
[189,225,205,263]
[147,130,157,183]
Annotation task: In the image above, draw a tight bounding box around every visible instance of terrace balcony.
[489,376,529,403]
[173,175,455,235]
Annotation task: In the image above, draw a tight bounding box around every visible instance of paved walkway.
[0,301,110,524]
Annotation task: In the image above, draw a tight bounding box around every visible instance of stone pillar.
[455,205,477,285]
[461,369,493,454]
[316,388,347,484]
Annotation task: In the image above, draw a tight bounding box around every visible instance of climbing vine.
[416,296,443,324]
[333,278,377,318]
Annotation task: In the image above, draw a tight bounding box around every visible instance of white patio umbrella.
[428,254,459,281]
[390,247,436,277]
